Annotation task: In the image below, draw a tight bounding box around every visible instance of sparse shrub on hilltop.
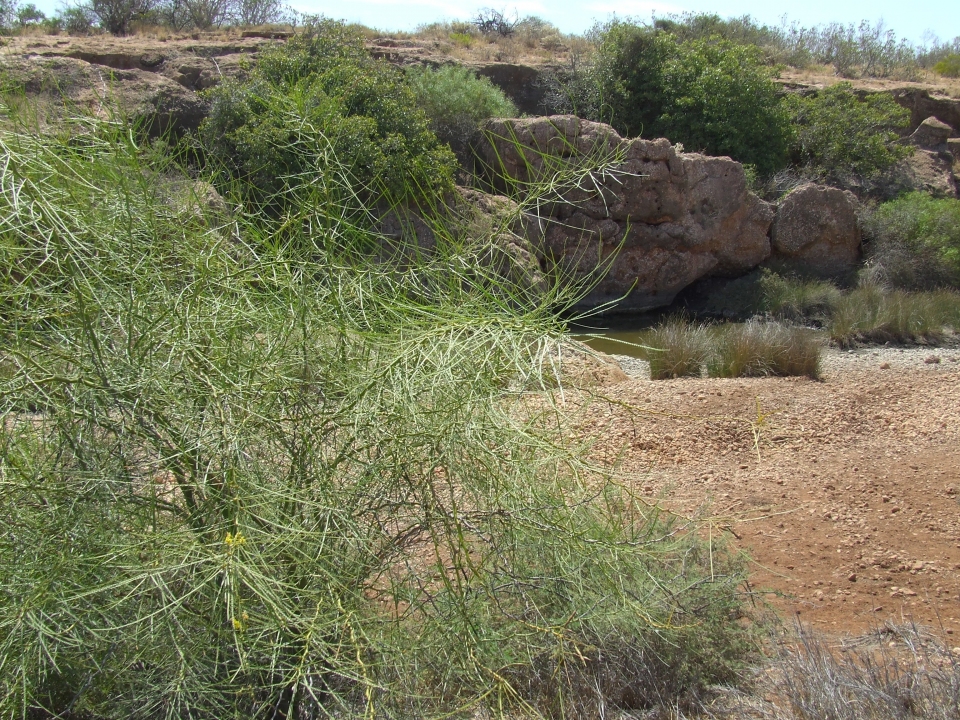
[933,53,960,77]
[200,18,456,211]
[785,83,911,182]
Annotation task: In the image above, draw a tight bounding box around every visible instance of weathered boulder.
[904,116,953,150]
[868,143,959,200]
[541,343,630,388]
[949,138,960,164]
[770,184,861,276]
[479,115,774,310]
[375,188,547,295]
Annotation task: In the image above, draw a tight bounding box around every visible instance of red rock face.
[770,184,862,277]
[479,115,774,310]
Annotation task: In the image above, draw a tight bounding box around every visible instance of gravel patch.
[610,345,960,380]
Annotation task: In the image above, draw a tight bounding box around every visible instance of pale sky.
[23,0,959,46]
[296,0,958,46]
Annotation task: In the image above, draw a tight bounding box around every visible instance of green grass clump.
[759,270,843,323]
[645,317,710,378]
[828,284,960,346]
[862,192,960,290]
[0,95,757,718]
[708,321,822,379]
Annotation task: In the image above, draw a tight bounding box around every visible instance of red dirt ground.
[562,346,960,638]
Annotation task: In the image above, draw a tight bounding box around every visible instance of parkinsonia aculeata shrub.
[0,102,756,718]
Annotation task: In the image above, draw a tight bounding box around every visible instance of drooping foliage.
[0,83,757,719]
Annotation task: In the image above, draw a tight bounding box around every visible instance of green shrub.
[590,23,792,174]
[708,321,822,379]
[785,83,911,179]
[759,271,842,323]
[828,284,960,346]
[57,4,96,34]
[645,317,710,379]
[862,192,960,290]
[405,64,517,157]
[201,19,457,211]
[933,53,960,77]
[0,96,757,719]
[14,2,43,26]
[91,0,156,35]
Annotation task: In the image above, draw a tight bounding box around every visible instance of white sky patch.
[585,0,690,19]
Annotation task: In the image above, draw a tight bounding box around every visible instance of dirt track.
[568,345,960,637]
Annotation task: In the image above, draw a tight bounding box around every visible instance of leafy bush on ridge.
[560,23,793,175]
[405,64,517,163]
[200,18,457,211]
[785,83,911,180]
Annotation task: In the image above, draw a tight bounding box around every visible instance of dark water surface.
[567,313,662,358]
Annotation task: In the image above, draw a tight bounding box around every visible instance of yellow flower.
[224,531,246,548]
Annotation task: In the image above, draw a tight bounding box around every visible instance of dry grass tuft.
[828,285,960,347]
[646,317,711,379]
[773,623,960,720]
[708,321,822,380]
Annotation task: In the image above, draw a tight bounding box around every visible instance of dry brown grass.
[771,623,960,720]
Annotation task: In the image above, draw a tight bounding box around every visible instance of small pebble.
[924,355,941,365]
[879,362,891,369]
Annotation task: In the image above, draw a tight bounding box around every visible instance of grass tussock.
[828,284,960,347]
[708,320,822,379]
[775,624,960,719]
[760,271,843,323]
[646,317,710,379]
[642,318,822,380]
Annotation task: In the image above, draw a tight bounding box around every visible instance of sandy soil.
[778,65,960,98]
[562,345,960,638]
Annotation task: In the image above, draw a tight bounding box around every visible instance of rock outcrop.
[479,116,774,310]
[905,116,954,150]
[770,184,861,276]
[0,35,266,134]
[879,116,960,199]
[1,54,210,135]
[891,89,960,136]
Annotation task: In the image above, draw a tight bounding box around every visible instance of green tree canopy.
[592,23,793,175]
